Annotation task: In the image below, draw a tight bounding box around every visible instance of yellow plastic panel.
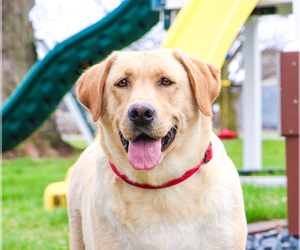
[160,0,259,69]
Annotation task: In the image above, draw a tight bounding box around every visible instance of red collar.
[109,143,213,189]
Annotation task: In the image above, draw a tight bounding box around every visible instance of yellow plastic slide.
[160,0,259,69]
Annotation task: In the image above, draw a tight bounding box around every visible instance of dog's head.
[77,49,220,185]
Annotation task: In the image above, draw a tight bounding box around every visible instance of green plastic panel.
[2,0,159,152]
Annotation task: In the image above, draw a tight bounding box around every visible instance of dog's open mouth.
[120,126,177,153]
[120,126,177,170]
[161,126,177,151]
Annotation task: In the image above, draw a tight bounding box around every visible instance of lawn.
[2,139,287,249]
[2,157,76,250]
[223,139,286,169]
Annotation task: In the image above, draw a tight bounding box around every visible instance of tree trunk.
[2,0,75,158]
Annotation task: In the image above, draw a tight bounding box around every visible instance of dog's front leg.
[68,209,85,250]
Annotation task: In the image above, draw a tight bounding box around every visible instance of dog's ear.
[76,52,119,122]
[172,49,221,116]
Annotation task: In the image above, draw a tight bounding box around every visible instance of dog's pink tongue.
[128,136,162,170]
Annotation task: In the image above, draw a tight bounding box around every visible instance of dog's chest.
[115,221,206,249]
[92,211,211,250]
[88,184,217,249]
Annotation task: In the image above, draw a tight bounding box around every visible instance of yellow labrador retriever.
[67,49,247,249]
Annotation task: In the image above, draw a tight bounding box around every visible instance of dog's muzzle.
[119,102,177,170]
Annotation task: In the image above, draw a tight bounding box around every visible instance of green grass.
[223,139,286,169]
[2,139,287,248]
[2,157,78,250]
[242,185,287,223]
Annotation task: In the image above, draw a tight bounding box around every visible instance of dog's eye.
[160,77,173,86]
[116,78,129,87]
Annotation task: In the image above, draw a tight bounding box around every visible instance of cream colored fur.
[67,49,247,250]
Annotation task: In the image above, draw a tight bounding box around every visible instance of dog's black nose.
[128,102,156,126]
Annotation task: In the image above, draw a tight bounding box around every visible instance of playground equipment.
[2,0,159,152]
[35,41,95,145]
[44,165,74,210]
[160,0,258,69]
